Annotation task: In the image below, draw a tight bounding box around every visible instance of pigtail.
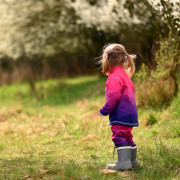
[123,54,136,78]
[101,54,111,75]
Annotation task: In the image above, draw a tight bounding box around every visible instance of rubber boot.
[107,146,132,171]
[131,145,138,168]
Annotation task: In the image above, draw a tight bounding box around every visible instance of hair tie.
[125,53,128,63]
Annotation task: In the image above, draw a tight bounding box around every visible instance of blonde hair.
[100,43,136,77]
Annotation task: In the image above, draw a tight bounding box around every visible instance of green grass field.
[0,74,179,180]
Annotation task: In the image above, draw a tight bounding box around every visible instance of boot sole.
[107,162,132,171]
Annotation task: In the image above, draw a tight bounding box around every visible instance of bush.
[136,77,175,107]
[146,113,157,126]
[135,32,180,107]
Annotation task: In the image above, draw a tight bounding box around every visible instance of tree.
[71,0,164,67]
[148,0,180,35]
[0,0,75,58]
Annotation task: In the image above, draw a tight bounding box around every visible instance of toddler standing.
[99,43,139,171]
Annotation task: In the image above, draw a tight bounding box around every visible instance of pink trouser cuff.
[111,125,135,146]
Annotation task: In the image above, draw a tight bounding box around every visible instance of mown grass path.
[0,75,179,180]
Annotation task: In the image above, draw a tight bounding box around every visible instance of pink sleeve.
[99,77,122,116]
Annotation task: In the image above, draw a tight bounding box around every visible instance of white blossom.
[71,0,141,33]
[0,0,71,58]
[148,0,180,30]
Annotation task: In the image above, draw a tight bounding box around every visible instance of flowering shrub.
[71,0,141,33]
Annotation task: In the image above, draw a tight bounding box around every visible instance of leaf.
[38,168,49,174]
[77,134,97,144]
[99,169,117,174]
[22,175,31,180]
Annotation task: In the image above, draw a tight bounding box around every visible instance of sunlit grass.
[0,75,179,179]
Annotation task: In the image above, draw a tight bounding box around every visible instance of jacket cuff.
[99,109,108,116]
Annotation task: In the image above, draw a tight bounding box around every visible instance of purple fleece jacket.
[99,65,139,127]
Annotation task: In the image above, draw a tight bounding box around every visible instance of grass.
[0,74,180,180]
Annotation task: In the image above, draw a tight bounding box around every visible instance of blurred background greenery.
[0,0,179,103]
[0,1,180,179]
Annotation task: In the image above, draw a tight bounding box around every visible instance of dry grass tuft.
[77,134,98,145]
[136,78,174,107]
[76,100,89,111]
[161,110,171,122]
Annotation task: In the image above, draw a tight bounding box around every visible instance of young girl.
[99,43,139,171]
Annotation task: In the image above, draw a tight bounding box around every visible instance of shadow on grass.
[17,76,106,107]
[0,157,39,179]
[37,78,105,106]
[0,157,118,180]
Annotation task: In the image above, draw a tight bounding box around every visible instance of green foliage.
[0,144,5,151]
[135,32,179,107]
[134,63,150,83]
[148,0,180,35]
[136,77,175,107]
[153,33,180,81]
[0,76,105,106]
[147,114,157,126]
